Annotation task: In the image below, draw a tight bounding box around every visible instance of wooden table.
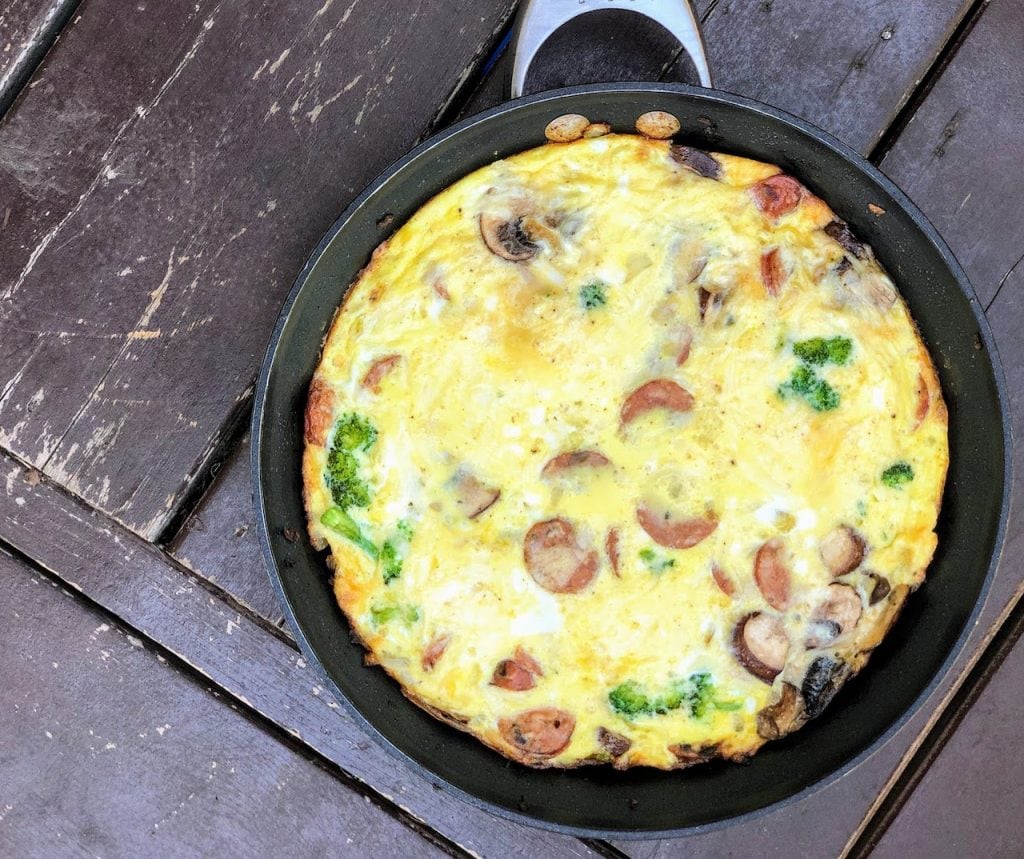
[1,1,1021,855]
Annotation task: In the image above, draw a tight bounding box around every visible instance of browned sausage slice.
[754,538,791,610]
[492,649,541,691]
[524,519,599,594]
[760,248,786,297]
[304,377,334,445]
[454,472,501,519]
[733,612,790,683]
[541,450,611,477]
[621,379,695,425]
[361,354,401,393]
[711,563,736,597]
[605,528,622,576]
[421,633,451,672]
[637,504,718,550]
[750,174,803,219]
[498,708,575,758]
[819,525,866,577]
[597,727,631,759]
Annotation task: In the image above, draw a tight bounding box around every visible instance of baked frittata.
[302,132,948,769]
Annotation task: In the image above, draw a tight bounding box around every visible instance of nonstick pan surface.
[252,84,1011,837]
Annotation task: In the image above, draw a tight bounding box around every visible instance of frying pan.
[252,0,1011,837]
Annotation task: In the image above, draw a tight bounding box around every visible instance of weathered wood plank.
[0,449,597,859]
[0,549,445,858]
[0,0,78,116]
[880,0,1022,308]
[0,0,516,540]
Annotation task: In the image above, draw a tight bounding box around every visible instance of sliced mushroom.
[668,743,719,767]
[733,612,790,683]
[760,247,786,297]
[637,504,718,550]
[756,682,806,740]
[361,353,401,393]
[605,528,622,577]
[711,563,736,597]
[453,472,501,519]
[479,214,538,262]
[866,571,892,605]
[698,287,725,321]
[806,583,863,649]
[824,219,867,259]
[596,726,632,759]
[800,655,851,719]
[492,646,544,691]
[524,518,599,594]
[819,525,866,576]
[541,450,611,477]
[621,379,695,425]
[498,708,575,758]
[750,173,804,219]
[754,538,791,610]
[421,633,452,672]
[669,144,721,179]
[687,256,708,283]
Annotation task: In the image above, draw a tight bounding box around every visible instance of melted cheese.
[303,135,948,769]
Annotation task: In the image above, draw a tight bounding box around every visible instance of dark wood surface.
[0,548,445,858]
[1,0,1022,854]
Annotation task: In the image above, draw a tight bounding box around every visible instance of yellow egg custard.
[302,133,948,769]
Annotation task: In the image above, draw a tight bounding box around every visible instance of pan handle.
[509,0,712,98]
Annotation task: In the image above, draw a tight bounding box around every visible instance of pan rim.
[251,81,1013,839]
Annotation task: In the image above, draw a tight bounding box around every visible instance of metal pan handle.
[509,0,712,98]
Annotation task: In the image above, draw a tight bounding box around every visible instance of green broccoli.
[325,413,377,511]
[778,365,839,411]
[639,547,676,574]
[881,461,915,488]
[333,412,377,452]
[580,280,608,310]
[369,601,420,627]
[609,673,733,720]
[793,336,853,366]
[320,507,378,559]
[608,681,655,717]
[380,519,414,585]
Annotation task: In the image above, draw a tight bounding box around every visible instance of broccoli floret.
[320,506,378,559]
[683,671,714,718]
[325,413,376,511]
[580,280,607,310]
[882,461,914,488]
[608,681,655,717]
[369,602,420,627]
[639,547,676,573]
[793,336,853,366]
[380,519,413,585]
[779,366,839,411]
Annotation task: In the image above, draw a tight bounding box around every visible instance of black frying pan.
[252,2,1011,838]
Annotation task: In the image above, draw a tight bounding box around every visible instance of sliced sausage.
[669,144,721,179]
[750,174,803,219]
[361,354,401,393]
[756,682,805,740]
[524,519,599,594]
[760,247,786,297]
[304,377,334,446]
[621,379,695,425]
[492,646,544,691]
[421,633,452,672]
[454,472,500,519]
[819,525,866,577]
[541,450,610,478]
[711,563,736,597]
[596,726,632,759]
[914,372,930,428]
[479,214,538,262]
[733,612,790,683]
[637,504,718,550]
[806,583,863,649]
[498,708,575,758]
[754,538,791,610]
[605,528,622,577]
[823,220,866,259]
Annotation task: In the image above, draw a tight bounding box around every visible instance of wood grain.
[0,548,445,858]
[880,0,1023,307]
[0,0,78,116]
[0,449,597,859]
[0,0,516,540]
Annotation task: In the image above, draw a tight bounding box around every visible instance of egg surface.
[302,134,948,769]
